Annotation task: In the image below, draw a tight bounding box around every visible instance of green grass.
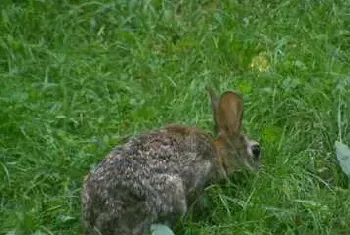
[1,0,350,234]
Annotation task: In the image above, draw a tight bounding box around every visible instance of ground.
[1,1,350,234]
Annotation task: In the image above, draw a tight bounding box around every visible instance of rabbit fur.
[82,89,261,235]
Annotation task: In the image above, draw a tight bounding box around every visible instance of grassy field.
[1,1,350,234]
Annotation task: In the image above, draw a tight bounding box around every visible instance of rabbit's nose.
[251,144,261,159]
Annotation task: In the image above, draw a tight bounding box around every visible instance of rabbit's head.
[208,89,261,178]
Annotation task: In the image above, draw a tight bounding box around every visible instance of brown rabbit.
[82,89,261,235]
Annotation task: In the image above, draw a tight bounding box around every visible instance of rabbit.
[82,88,262,235]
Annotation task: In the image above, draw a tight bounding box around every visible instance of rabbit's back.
[83,125,216,235]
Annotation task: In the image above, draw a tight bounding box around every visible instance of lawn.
[1,1,350,234]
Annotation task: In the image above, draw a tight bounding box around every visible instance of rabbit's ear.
[216,91,243,136]
[207,88,219,134]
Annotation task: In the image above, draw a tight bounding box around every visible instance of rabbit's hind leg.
[92,202,152,235]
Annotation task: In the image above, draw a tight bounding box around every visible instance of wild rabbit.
[82,89,261,235]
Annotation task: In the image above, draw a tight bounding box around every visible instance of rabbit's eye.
[251,144,261,159]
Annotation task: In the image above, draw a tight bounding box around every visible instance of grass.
[1,0,350,234]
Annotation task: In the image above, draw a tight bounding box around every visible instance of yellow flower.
[250,52,270,72]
